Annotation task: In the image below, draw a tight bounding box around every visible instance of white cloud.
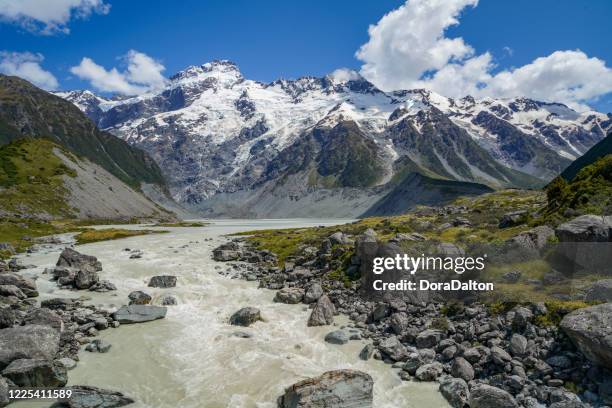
[356,0,612,111]
[0,51,58,89]
[0,0,109,34]
[329,68,361,83]
[70,50,168,95]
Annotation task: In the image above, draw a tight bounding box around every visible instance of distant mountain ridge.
[56,60,611,217]
[560,132,612,181]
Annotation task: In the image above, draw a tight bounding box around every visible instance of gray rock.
[439,377,469,408]
[499,211,527,228]
[560,303,612,369]
[403,349,435,375]
[303,283,323,304]
[212,249,240,261]
[359,344,375,361]
[451,357,474,381]
[57,357,77,370]
[0,376,9,407]
[277,369,373,408]
[24,308,64,332]
[469,384,518,408]
[555,214,612,242]
[85,339,111,353]
[89,280,116,292]
[509,334,528,356]
[0,308,15,329]
[501,271,522,284]
[0,273,38,297]
[509,226,554,251]
[490,346,512,365]
[274,288,304,304]
[415,362,444,381]
[74,268,100,289]
[160,294,178,306]
[2,358,67,387]
[325,330,350,345]
[57,248,102,271]
[53,385,134,408]
[128,290,152,305]
[112,305,167,324]
[307,295,335,327]
[378,336,407,361]
[0,325,60,369]
[388,312,409,335]
[416,329,443,349]
[0,284,26,299]
[148,275,177,288]
[328,232,352,245]
[584,279,612,302]
[229,307,261,327]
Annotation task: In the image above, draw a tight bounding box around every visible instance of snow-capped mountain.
[58,60,611,217]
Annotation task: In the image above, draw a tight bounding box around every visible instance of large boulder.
[328,232,352,245]
[584,280,612,302]
[274,288,304,304]
[112,305,167,324]
[0,273,38,297]
[555,215,612,242]
[509,225,554,251]
[24,308,64,332]
[57,248,102,270]
[2,358,67,387]
[52,385,134,408]
[74,269,100,290]
[415,362,444,381]
[148,275,177,288]
[229,307,261,327]
[499,211,527,229]
[0,325,60,369]
[307,295,335,327]
[469,384,518,408]
[451,357,474,381]
[378,336,407,361]
[277,369,373,408]
[303,283,323,304]
[560,303,612,369]
[439,377,469,408]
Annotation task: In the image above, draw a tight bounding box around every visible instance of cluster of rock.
[47,248,116,292]
[0,246,177,407]
[211,215,612,408]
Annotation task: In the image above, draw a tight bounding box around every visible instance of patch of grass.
[74,228,167,245]
[0,218,74,258]
[534,300,592,326]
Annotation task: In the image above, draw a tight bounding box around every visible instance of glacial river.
[15,219,449,408]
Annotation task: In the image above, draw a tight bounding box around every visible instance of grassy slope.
[560,134,611,181]
[0,75,166,191]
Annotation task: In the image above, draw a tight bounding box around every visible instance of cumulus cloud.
[356,0,612,111]
[329,68,361,83]
[0,51,58,89]
[0,0,109,34]
[70,50,168,95]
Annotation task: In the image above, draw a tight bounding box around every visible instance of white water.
[15,219,449,408]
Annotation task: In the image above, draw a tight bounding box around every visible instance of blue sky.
[1,0,611,112]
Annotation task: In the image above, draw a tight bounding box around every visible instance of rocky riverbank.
[212,213,612,408]
[0,244,174,407]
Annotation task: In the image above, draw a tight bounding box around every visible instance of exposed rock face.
[469,384,518,408]
[2,358,67,387]
[112,305,167,324]
[277,369,373,408]
[229,307,261,327]
[583,279,612,302]
[148,275,177,288]
[307,295,335,326]
[57,248,102,271]
[560,303,612,369]
[0,325,60,369]
[52,385,135,408]
[24,308,64,332]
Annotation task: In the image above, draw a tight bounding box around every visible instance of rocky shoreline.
[212,219,612,408]
[0,244,176,407]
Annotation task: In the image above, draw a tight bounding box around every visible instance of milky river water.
[15,219,449,408]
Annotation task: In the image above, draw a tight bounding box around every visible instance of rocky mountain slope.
[58,61,611,217]
[560,132,612,181]
[0,138,174,221]
[0,75,166,192]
